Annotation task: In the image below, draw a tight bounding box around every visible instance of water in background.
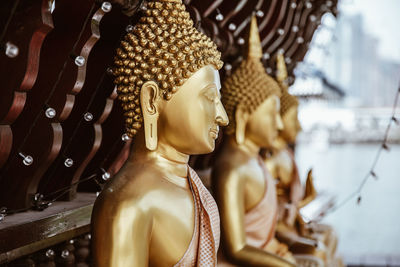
[296,142,400,264]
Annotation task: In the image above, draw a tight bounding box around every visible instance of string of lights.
[312,84,400,223]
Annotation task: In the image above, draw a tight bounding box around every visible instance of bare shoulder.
[212,148,262,186]
[91,162,158,266]
[92,161,165,220]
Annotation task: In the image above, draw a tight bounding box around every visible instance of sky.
[339,0,400,62]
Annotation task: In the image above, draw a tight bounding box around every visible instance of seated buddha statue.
[211,16,296,267]
[91,0,229,266]
[265,53,340,264]
[264,53,306,238]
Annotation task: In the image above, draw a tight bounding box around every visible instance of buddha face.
[280,105,301,144]
[157,65,229,155]
[245,95,283,149]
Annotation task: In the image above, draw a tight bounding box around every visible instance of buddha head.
[276,53,301,144]
[221,16,282,149]
[113,0,228,155]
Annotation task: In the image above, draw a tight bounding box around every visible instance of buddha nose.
[216,102,229,126]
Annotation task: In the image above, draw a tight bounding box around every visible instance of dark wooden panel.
[0,0,96,210]
[0,125,13,168]
[266,0,297,54]
[0,193,95,264]
[0,0,17,34]
[0,0,54,168]
[39,4,130,200]
[79,100,128,192]
[0,0,53,124]
[279,1,304,54]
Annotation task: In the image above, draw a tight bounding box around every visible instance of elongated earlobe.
[140,81,160,150]
[235,108,248,145]
[144,116,158,150]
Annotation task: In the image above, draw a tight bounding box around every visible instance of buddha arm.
[214,171,295,267]
[275,224,317,254]
[91,197,153,267]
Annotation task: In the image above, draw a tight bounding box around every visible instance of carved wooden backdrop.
[0,0,337,211]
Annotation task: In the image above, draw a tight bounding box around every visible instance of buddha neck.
[129,131,189,186]
[226,135,260,158]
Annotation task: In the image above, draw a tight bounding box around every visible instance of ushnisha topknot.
[113,0,223,138]
[276,53,299,116]
[221,16,281,135]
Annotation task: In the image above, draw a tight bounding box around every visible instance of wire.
[311,84,400,223]
[2,173,99,216]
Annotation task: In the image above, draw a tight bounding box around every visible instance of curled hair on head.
[113,0,223,138]
[280,89,299,116]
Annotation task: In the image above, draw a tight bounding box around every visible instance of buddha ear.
[235,108,249,145]
[140,81,160,151]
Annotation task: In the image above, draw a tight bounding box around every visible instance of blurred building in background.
[326,13,400,107]
[291,2,400,145]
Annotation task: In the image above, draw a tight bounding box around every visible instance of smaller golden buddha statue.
[265,53,341,265]
[265,53,303,232]
[91,1,228,266]
[212,16,296,267]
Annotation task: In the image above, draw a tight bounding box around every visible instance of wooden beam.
[0,193,95,263]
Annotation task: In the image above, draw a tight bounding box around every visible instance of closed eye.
[202,84,219,102]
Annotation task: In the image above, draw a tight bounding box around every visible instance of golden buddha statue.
[211,16,296,267]
[91,1,228,266]
[265,53,303,233]
[265,53,341,265]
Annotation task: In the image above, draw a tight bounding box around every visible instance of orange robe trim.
[246,158,279,249]
[174,167,220,266]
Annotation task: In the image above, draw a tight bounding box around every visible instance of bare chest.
[149,189,196,267]
[243,163,267,211]
[276,150,293,186]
